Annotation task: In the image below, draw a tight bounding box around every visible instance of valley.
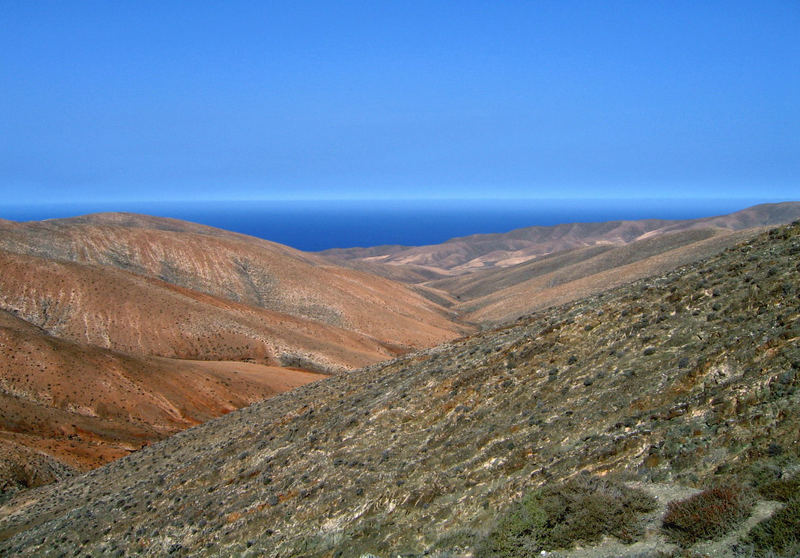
[1,213,798,556]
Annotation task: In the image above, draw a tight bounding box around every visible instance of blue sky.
[1,1,798,205]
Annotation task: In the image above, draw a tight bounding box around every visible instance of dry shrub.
[477,473,656,557]
[741,497,800,557]
[662,484,754,546]
[758,474,800,503]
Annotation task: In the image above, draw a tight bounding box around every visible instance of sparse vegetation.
[662,484,755,546]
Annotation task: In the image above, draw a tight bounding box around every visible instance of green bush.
[477,474,656,557]
[478,490,547,558]
[662,484,754,546]
[741,497,800,557]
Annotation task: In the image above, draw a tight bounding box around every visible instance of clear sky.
[2,1,798,205]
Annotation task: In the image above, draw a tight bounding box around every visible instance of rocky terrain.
[1,220,797,557]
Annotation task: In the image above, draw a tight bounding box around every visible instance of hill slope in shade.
[2,221,797,556]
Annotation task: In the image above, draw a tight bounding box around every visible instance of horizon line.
[4,195,796,206]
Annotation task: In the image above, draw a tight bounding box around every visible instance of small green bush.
[662,484,754,546]
[477,474,657,557]
[741,497,800,557]
[478,490,547,558]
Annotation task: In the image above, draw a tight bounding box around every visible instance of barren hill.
[0,214,469,492]
[321,202,800,276]
[323,202,800,324]
[0,214,466,347]
[0,247,423,369]
[2,221,796,557]
[0,307,326,492]
[441,227,764,324]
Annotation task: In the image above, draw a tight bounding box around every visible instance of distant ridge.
[322,202,800,323]
[320,202,800,274]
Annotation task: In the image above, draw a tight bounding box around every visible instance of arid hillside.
[321,202,800,275]
[0,214,470,493]
[0,307,326,491]
[2,221,796,557]
[0,213,466,348]
[323,202,800,324]
[0,248,427,369]
[441,227,765,323]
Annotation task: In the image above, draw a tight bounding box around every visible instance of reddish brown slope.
[0,213,466,347]
[0,248,406,371]
[0,309,325,491]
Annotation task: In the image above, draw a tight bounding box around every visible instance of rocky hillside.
[1,221,797,557]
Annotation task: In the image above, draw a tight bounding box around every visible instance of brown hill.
[321,201,800,275]
[0,248,424,370]
[0,308,325,493]
[442,227,764,323]
[1,220,797,557]
[0,214,469,493]
[322,202,800,324]
[0,213,466,347]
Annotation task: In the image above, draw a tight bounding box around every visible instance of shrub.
[741,497,800,557]
[748,462,783,490]
[662,484,755,546]
[477,474,657,557]
[758,474,800,503]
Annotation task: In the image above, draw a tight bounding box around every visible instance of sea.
[1,198,774,252]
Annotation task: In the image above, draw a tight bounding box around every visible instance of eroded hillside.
[0,214,470,493]
[1,221,797,557]
[324,202,800,324]
[0,213,466,348]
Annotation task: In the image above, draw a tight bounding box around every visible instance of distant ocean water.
[1,198,775,251]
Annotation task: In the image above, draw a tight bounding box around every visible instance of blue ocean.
[1,198,773,252]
